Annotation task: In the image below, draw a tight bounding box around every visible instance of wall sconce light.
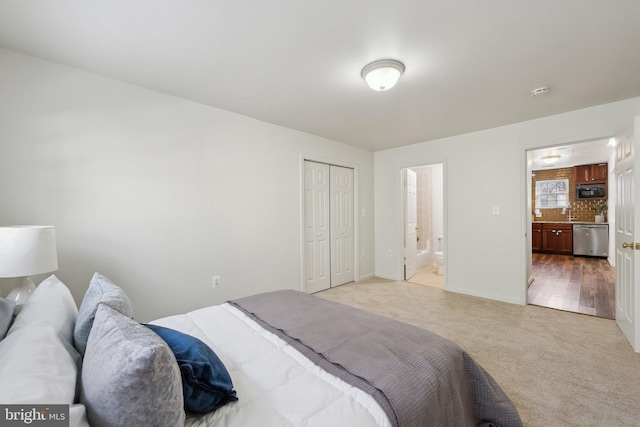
[361,59,405,91]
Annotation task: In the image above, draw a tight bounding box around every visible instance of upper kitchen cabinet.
[574,163,608,184]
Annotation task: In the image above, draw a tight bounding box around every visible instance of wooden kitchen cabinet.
[534,223,573,255]
[532,223,542,252]
[574,163,608,184]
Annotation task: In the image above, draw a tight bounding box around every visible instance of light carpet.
[316,278,640,427]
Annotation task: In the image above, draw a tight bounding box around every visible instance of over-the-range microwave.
[576,183,606,199]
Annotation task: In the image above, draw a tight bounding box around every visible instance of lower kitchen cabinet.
[532,223,542,252]
[533,223,573,255]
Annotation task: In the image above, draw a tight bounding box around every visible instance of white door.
[404,168,418,280]
[304,161,331,293]
[330,166,354,286]
[615,120,640,351]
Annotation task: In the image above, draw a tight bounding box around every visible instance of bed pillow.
[80,304,184,427]
[7,275,78,346]
[0,297,15,340]
[74,272,133,354]
[146,324,238,414]
[0,320,77,404]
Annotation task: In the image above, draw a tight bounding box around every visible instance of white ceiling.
[1,1,640,151]
[529,138,614,171]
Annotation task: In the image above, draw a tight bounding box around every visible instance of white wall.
[0,48,375,322]
[375,98,640,305]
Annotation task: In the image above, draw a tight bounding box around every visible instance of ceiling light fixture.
[530,87,549,97]
[361,59,405,91]
[541,155,561,165]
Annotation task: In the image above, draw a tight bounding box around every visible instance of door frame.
[524,138,615,294]
[523,129,640,352]
[399,162,448,289]
[299,156,360,293]
[404,168,418,280]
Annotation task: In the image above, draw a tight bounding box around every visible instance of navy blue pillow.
[145,324,238,414]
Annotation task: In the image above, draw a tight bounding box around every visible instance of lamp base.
[6,276,37,306]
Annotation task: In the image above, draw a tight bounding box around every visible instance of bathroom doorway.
[402,163,444,289]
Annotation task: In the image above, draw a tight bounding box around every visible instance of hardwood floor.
[528,253,615,319]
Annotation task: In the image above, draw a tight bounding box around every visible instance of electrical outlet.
[386,250,392,257]
[212,276,221,288]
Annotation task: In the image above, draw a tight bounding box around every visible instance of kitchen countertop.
[532,221,609,225]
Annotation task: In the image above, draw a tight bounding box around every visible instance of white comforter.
[151,303,391,427]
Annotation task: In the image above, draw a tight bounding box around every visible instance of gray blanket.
[230,290,522,427]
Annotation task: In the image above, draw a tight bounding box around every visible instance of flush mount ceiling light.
[361,59,405,91]
[541,155,561,165]
[530,87,549,97]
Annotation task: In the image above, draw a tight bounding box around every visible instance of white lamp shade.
[361,59,405,91]
[0,226,58,278]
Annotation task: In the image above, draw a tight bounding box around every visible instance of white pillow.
[0,297,15,339]
[7,275,78,346]
[0,320,77,404]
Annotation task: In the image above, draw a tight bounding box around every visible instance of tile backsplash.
[532,167,608,222]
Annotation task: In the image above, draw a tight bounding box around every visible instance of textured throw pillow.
[7,275,78,345]
[80,304,185,427]
[146,324,238,414]
[0,297,16,340]
[74,272,133,354]
[0,321,77,404]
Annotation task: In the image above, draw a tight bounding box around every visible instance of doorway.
[526,139,616,319]
[303,160,355,293]
[403,163,444,289]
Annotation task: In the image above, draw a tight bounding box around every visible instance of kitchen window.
[535,179,569,208]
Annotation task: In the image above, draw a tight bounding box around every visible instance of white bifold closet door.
[304,161,354,293]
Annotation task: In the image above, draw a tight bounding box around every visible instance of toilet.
[434,235,444,275]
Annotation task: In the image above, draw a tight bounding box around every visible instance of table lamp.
[0,225,58,305]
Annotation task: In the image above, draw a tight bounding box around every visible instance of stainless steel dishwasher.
[573,224,609,257]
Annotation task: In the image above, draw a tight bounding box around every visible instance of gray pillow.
[80,304,185,427]
[74,272,133,354]
[0,298,16,340]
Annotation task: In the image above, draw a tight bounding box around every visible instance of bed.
[0,273,522,427]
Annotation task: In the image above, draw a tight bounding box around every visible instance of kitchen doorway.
[526,139,616,319]
[402,163,444,289]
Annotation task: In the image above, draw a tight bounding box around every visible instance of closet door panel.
[330,165,354,287]
[304,161,330,293]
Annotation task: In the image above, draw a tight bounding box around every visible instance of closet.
[304,160,354,293]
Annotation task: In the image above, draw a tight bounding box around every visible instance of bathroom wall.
[531,167,608,222]
[410,164,444,256]
[413,166,432,251]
